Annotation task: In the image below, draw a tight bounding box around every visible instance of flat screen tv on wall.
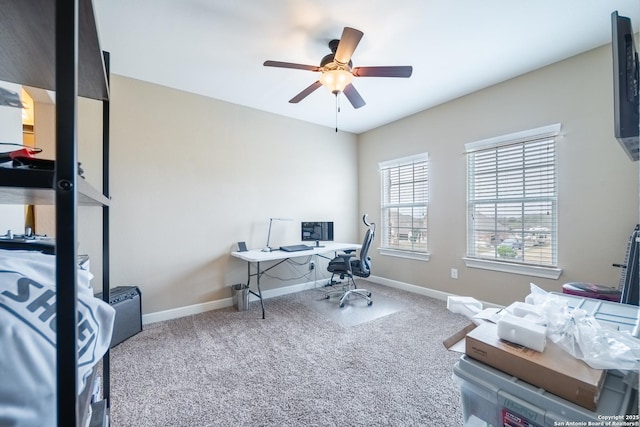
[611,11,639,161]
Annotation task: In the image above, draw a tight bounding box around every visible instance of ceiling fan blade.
[334,27,364,65]
[352,66,413,78]
[343,84,366,109]
[264,60,320,72]
[289,81,323,103]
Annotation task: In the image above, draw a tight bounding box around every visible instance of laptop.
[279,244,312,252]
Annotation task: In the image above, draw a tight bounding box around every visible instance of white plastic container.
[549,291,639,332]
[454,354,638,427]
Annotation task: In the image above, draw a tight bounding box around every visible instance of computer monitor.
[301,222,334,247]
[611,11,639,161]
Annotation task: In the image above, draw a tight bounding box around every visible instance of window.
[465,124,561,277]
[379,153,429,260]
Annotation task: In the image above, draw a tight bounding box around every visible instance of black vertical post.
[102,50,111,405]
[55,0,79,425]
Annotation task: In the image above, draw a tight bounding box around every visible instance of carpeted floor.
[107,281,470,426]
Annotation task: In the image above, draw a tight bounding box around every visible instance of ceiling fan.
[263,27,412,109]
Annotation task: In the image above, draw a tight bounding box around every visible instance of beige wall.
[358,43,639,306]
[107,76,359,314]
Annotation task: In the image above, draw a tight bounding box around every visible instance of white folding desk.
[231,242,360,318]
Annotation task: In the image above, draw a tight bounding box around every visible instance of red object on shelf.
[9,148,38,159]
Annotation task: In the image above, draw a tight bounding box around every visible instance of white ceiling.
[92,0,640,134]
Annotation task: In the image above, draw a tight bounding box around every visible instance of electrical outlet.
[309,261,315,271]
[451,268,458,279]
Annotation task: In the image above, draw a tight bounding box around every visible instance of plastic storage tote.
[453,355,638,427]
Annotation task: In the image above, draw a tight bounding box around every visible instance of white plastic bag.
[527,283,640,370]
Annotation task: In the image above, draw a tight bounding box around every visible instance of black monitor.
[620,225,640,306]
[611,11,639,161]
[301,222,334,247]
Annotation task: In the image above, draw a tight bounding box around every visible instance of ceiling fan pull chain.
[335,93,339,132]
[337,91,342,113]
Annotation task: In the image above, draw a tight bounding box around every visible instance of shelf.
[0,0,109,100]
[0,1,112,425]
[0,167,110,206]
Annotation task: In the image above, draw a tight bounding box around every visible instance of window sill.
[462,257,562,279]
[378,248,430,261]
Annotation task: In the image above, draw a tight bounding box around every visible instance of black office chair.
[325,214,375,307]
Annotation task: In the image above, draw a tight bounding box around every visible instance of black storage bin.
[96,286,142,348]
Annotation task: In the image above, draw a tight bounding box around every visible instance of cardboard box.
[465,322,605,411]
[443,323,477,352]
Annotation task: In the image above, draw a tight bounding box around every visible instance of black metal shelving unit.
[0,1,111,426]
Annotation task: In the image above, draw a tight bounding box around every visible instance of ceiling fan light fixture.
[319,69,353,94]
[264,26,411,111]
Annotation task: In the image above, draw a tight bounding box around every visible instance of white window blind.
[466,124,560,267]
[379,153,429,254]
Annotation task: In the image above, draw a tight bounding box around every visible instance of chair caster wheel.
[339,302,345,308]
[367,292,372,297]
[367,300,373,306]
[325,295,330,300]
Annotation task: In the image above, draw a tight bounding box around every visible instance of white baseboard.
[366,276,502,309]
[142,276,473,325]
[142,280,325,325]
[142,298,233,324]
[366,275,453,301]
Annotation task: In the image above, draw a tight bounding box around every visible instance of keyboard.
[279,244,313,252]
